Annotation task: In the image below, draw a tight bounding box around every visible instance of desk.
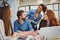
[11,35,39,40]
[26,35,39,40]
[11,31,39,40]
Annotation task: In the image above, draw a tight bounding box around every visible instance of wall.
[59,4,60,21]
[7,0,18,27]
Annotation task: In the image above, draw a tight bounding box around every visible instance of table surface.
[11,34,39,40]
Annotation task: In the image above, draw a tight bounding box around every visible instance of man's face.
[37,6,43,13]
[20,12,26,20]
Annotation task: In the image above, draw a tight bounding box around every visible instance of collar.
[17,19,26,25]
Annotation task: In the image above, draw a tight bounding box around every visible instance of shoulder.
[0,19,3,22]
[29,9,37,12]
[25,19,31,24]
[25,19,30,22]
[0,19,4,25]
[14,19,18,24]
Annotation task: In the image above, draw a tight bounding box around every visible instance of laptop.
[39,26,60,40]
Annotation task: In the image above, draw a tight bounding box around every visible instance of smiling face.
[37,6,43,13]
[20,12,26,20]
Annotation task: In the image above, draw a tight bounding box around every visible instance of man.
[14,10,37,39]
[27,4,45,31]
[14,10,33,32]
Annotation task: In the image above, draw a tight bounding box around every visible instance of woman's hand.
[29,19,33,22]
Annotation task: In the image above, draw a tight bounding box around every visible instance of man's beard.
[23,18,25,21]
[21,16,27,21]
[22,17,26,21]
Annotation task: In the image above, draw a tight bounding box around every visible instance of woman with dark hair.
[39,4,47,13]
[38,19,47,30]
[0,2,13,36]
[27,4,46,31]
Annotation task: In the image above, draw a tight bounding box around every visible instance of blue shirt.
[27,9,42,25]
[14,19,33,32]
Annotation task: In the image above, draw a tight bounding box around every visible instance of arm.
[28,20,33,31]
[27,10,38,25]
[27,9,33,16]
[14,22,25,33]
[13,21,33,37]
[14,22,18,32]
[26,20,38,35]
[14,22,24,33]
[14,23,27,38]
[31,20,38,25]
[30,14,42,25]
[27,10,42,25]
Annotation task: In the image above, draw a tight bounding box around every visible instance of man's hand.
[11,31,38,38]
[32,30,39,37]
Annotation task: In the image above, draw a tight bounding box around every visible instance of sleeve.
[27,9,38,25]
[14,22,19,32]
[27,9,34,17]
[31,14,42,25]
[27,20,33,31]
[31,20,38,25]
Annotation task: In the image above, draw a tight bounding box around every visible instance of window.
[47,5,53,10]
[26,6,29,12]
[46,4,59,20]
[54,11,58,20]
[54,4,58,10]
[30,6,38,9]
[19,6,26,11]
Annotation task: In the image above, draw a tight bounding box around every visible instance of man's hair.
[17,10,24,18]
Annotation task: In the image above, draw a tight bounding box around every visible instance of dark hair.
[17,10,24,18]
[38,19,47,30]
[39,4,47,13]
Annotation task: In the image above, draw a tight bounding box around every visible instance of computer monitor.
[39,26,60,40]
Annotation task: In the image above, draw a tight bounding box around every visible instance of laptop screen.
[39,26,60,40]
